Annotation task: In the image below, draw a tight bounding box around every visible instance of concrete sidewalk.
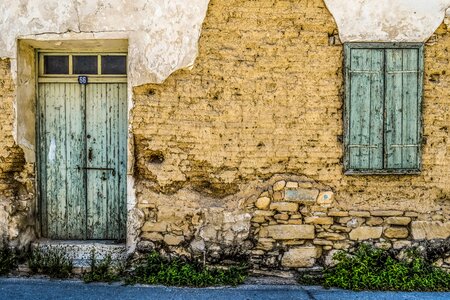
[0,277,449,300]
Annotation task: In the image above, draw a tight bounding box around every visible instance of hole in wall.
[148,152,165,164]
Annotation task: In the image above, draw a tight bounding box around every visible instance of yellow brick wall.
[133,0,450,216]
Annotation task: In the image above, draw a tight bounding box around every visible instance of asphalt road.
[1,278,449,300]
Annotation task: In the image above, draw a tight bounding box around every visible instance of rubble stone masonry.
[1,0,450,272]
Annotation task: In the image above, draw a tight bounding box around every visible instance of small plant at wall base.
[0,245,16,275]
[324,244,450,291]
[126,251,248,287]
[28,248,73,279]
[83,251,123,283]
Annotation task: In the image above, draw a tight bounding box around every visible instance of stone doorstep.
[32,240,127,268]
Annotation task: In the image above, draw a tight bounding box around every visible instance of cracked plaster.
[324,0,450,42]
[0,0,210,86]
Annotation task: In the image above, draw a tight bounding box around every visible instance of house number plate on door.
[78,76,88,85]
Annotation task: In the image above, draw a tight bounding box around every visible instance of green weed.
[126,251,248,287]
[83,251,123,283]
[28,248,73,278]
[0,245,16,275]
[324,243,450,291]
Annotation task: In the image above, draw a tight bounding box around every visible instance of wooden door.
[38,82,127,240]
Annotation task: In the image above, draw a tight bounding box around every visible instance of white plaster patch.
[324,0,450,42]
[0,0,210,86]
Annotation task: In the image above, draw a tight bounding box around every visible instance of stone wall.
[249,178,450,271]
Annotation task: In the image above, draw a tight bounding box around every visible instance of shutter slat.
[347,48,384,170]
[385,48,420,169]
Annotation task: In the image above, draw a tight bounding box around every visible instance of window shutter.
[385,48,421,170]
[346,48,384,170]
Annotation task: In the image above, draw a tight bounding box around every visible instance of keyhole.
[88,148,93,161]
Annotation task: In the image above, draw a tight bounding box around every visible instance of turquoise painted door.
[38,82,127,240]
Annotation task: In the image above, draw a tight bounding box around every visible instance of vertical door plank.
[401,49,420,169]
[106,83,120,239]
[348,48,384,170]
[86,84,109,239]
[44,83,68,239]
[65,83,87,239]
[38,84,48,238]
[118,83,128,240]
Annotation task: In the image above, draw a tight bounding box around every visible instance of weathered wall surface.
[1,0,450,272]
[132,0,450,270]
[324,0,450,42]
[0,0,210,86]
[0,59,35,248]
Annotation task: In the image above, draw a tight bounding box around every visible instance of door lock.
[88,148,93,161]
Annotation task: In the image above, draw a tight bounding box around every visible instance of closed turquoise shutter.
[385,48,421,170]
[346,48,384,170]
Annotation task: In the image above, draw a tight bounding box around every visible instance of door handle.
[88,148,93,161]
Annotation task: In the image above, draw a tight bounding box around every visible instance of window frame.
[343,42,424,175]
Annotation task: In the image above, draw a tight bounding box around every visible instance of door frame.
[35,50,128,241]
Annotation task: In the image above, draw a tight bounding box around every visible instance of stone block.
[281,246,320,268]
[255,197,271,210]
[385,217,411,226]
[317,191,334,205]
[328,210,349,217]
[286,181,299,188]
[317,232,346,240]
[273,191,284,201]
[304,216,334,225]
[270,202,299,212]
[349,210,370,217]
[366,217,383,226]
[384,227,409,239]
[142,221,167,232]
[411,221,450,240]
[393,240,412,249]
[164,234,184,246]
[264,224,315,240]
[141,232,163,241]
[288,219,303,225]
[349,226,382,241]
[251,216,266,223]
[254,210,275,217]
[284,187,319,203]
[273,180,286,191]
[370,210,403,217]
[274,213,289,221]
